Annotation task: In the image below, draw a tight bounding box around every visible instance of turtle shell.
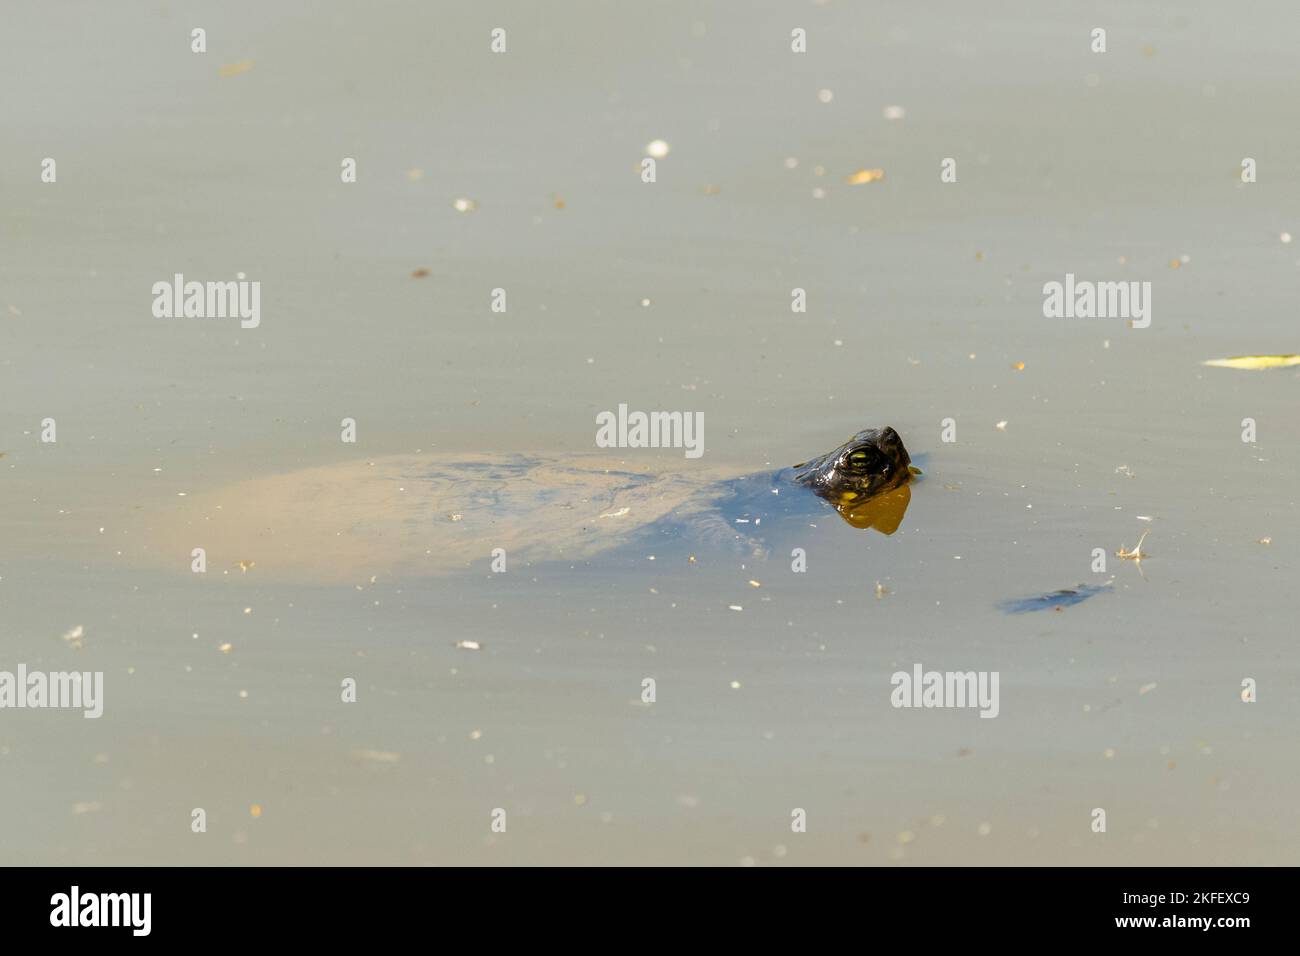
[144,454,744,581]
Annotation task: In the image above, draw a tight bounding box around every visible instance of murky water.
[3,1,1299,864]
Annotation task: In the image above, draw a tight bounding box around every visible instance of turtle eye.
[845,447,880,472]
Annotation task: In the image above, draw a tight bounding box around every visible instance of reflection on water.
[835,482,912,534]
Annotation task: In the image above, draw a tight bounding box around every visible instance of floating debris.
[452,198,478,213]
[728,605,743,611]
[237,560,255,573]
[1116,530,1150,562]
[729,680,742,689]
[846,168,885,185]
[817,89,833,103]
[875,580,891,599]
[411,268,430,279]
[600,507,630,519]
[218,643,233,654]
[447,513,463,522]
[1139,682,1158,695]
[352,749,401,764]
[1202,354,1300,370]
[883,105,905,121]
[1258,536,1272,545]
[71,802,101,815]
[995,420,1008,431]
[455,640,482,651]
[218,60,254,78]
[1115,464,1136,479]
[998,580,1114,614]
[1012,361,1025,371]
[406,168,424,181]
[249,804,263,818]
[62,625,85,649]
[645,139,671,159]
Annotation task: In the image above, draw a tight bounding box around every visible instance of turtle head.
[793,427,913,508]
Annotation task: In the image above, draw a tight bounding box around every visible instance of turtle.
[144,427,917,582]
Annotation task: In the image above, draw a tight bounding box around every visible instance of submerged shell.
[145,454,743,581]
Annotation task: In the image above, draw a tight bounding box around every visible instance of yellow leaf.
[219,60,254,78]
[1202,355,1300,370]
[846,168,885,185]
